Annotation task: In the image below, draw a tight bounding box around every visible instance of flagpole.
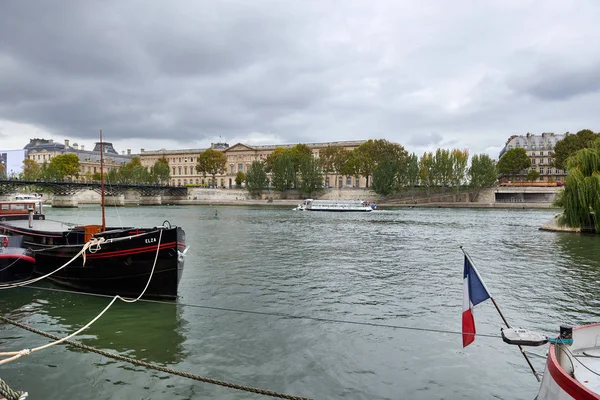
[460,247,540,382]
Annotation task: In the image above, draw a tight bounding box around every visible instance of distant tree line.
[19,155,171,184]
[225,139,499,198]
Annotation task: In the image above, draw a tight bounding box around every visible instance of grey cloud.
[509,61,600,101]
[407,132,443,147]
[1,1,600,157]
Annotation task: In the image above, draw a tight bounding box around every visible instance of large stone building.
[498,132,567,183]
[25,138,133,180]
[139,140,367,188]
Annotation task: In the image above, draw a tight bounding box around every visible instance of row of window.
[509,144,555,151]
[529,168,566,174]
[170,176,363,188]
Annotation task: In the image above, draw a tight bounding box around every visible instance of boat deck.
[2,219,74,233]
[573,348,600,394]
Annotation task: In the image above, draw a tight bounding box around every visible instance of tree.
[298,156,323,196]
[400,153,420,198]
[468,154,497,200]
[0,162,5,179]
[497,148,530,181]
[450,148,469,194]
[340,150,361,185]
[48,153,80,181]
[354,139,408,187]
[270,151,295,193]
[526,170,540,182]
[235,171,246,187]
[117,157,150,184]
[246,161,268,195]
[552,129,598,170]
[555,141,600,231]
[151,156,170,184]
[264,147,287,173]
[21,158,42,181]
[320,145,344,187]
[372,157,398,195]
[419,152,435,195]
[434,148,452,188]
[196,149,227,186]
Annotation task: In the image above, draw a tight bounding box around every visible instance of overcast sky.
[1,0,598,158]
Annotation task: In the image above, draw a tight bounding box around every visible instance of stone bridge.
[0,180,188,206]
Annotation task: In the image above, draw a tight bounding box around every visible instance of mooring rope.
[0,315,311,400]
[0,231,163,366]
[0,377,27,400]
[0,238,105,290]
[19,284,502,340]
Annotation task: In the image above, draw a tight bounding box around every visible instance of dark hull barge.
[0,216,186,299]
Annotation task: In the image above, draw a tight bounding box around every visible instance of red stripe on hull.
[0,254,36,264]
[85,242,177,259]
[546,323,600,400]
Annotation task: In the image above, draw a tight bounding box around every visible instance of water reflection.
[550,232,600,323]
[0,285,186,365]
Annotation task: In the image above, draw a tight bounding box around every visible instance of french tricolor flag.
[462,254,491,347]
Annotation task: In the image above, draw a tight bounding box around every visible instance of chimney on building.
[81,144,84,151]
[73,143,79,150]
[127,149,131,155]
[122,151,125,155]
[141,148,145,153]
[64,139,70,147]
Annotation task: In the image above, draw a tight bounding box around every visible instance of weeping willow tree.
[555,144,600,231]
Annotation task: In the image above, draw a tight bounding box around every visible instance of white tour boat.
[294,199,376,212]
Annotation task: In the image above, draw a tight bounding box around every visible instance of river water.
[1,205,599,399]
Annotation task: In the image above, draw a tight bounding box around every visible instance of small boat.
[0,234,35,284]
[0,201,46,222]
[294,199,376,212]
[14,193,43,201]
[536,324,600,399]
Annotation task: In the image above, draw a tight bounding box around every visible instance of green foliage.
[450,149,469,192]
[557,145,600,231]
[400,153,420,196]
[320,145,345,186]
[468,154,497,196]
[270,152,295,192]
[497,148,531,180]
[372,157,398,195]
[21,158,41,180]
[434,148,452,187]
[246,161,268,195]
[150,156,170,184]
[264,147,287,173]
[196,149,227,181]
[115,156,150,184]
[0,163,5,179]
[340,150,361,179]
[354,139,408,187]
[526,170,540,182]
[419,152,435,194]
[235,171,246,186]
[47,153,80,181]
[552,129,598,170]
[299,156,323,196]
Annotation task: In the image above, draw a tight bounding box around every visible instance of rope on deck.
[0,232,162,366]
[0,316,311,400]
[0,377,27,400]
